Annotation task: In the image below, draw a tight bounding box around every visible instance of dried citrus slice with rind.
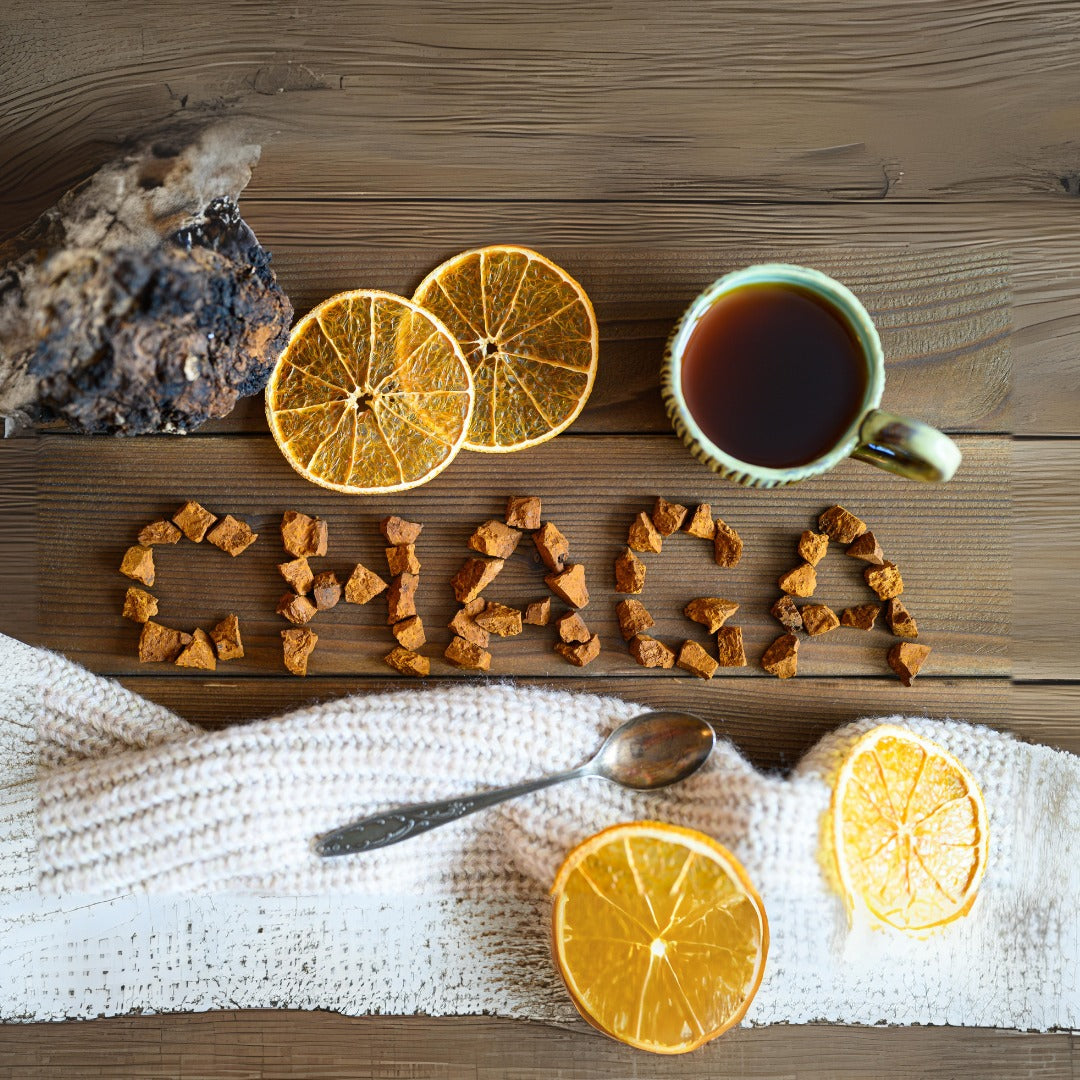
[413,246,598,452]
[266,290,473,493]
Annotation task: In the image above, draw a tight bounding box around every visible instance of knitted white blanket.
[2,633,1078,1028]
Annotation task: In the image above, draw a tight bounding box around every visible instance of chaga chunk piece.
[888,642,931,686]
[533,522,569,571]
[280,510,327,558]
[885,597,919,638]
[505,495,542,531]
[385,544,421,575]
[684,597,739,633]
[802,603,840,637]
[139,621,192,663]
[629,635,676,669]
[865,561,904,600]
[475,602,523,638]
[445,635,492,672]
[468,520,522,559]
[387,572,419,623]
[545,563,589,608]
[523,597,551,626]
[627,511,663,553]
[138,520,181,546]
[172,501,218,543]
[716,625,747,667]
[555,635,601,668]
[380,516,423,545]
[345,562,388,605]
[392,615,426,650]
[277,591,317,626]
[556,610,591,644]
[652,497,688,536]
[713,519,743,568]
[778,563,817,597]
[676,640,718,680]
[797,530,829,567]
[312,571,341,610]
[384,646,429,678]
[122,586,158,623]
[761,634,799,679]
[120,545,155,587]
[616,598,654,641]
[684,503,715,539]
[210,613,244,660]
[614,547,646,594]
[282,627,318,676]
[206,514,258,557]
[841,603,880,631]
[175,628,217,671]
[279,556,314,595]
[846,531,884,566]
[771,596,804,633]
[451,556,505,603]
[818,505,867,544]
[449,604,489,648]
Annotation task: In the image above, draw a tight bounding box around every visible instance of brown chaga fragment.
[385,544,421,575]
[345,563,388,605]
[120,545,155,587]
[684,597,739,633]
[138,520,181,546]
[614,547,646,594]
[887,642,931,686]
[885,597,919,638]
[380,516,423,545]
[797,530,829,567]
[445,635,492,672]
[652,497,688,536]
[713,519,743,568]
[533,522,569,571]
[505,495,541,531]
[279,557,314,596]
[391,615,426,650]
[523,597,552,626]
[683,503,715,539]
[841,603,880,631]
[172,501,217,543]
[627,512,663,553]
[778,563,816,597]
[280,511,327,558]
[384,646,430,678]
[122,586,158,623]
[451,556,505,603]
[468,520,521,559]
[865,561,904,600]
[761,634,799,679]
[555,635,601,668]
[138,621,192,663]
[771,596,804,633]
[448,604,489,648]
[556,610,591,644]
[282,627,318,676]
[277,591,317,626]
[616,598,654,641]
[716,626,747,667]
[802,604,840,637]
[475,602,523,638]
[206,514,258,556]
[545,563,589,608]
[387,572,419,623]
[676,640,718,680]
[818,505,867,544]
[629,635,676,669]
[210,613,244,660]
[175,627,217,671]
[312,571,341,611]
[846,531,885,566]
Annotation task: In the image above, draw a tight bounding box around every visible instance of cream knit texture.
[3,633,1078,1028]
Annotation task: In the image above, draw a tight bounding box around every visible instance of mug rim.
[662,263,886,486]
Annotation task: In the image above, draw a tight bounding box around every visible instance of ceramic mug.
[660,264,962,488]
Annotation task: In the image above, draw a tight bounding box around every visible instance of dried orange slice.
[832,725,989,933]
[413,246,598,452]
[265,290,473,493]
[551,821,768,1055]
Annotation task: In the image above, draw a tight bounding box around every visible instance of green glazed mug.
[660,264,962,488]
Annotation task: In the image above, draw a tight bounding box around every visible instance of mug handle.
[851,409,962,482]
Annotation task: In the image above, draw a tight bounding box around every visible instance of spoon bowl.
[592,711,715,790]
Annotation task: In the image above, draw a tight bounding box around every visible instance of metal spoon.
[315,710,715,858]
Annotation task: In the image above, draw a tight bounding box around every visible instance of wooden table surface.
[3,1,1079,1076]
